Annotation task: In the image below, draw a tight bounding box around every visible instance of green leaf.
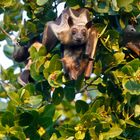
[0,33,6,41]
[39,106,54,127]
[48,54,62,73]
[75,131,85,140]
[3,45,14,59]
[94,60,102,76]
[125,120,140,128]
[0,0,14,7]
[94,1,110,13]
[89,128,98,139]
[75,74,84,91]
[19,112,34,126]
[10,126,26,140]
[128,59,140,72]
[50,133,58,140]
[36,0,49,6]
[35,56,46,73]
[75,100,89,114]
[0,101,8,112]
[114,52,125,64]
[48,71,63,88]
[30,62,44,81]
[42,104,55,118]
[64,86,75,101]
[20,83,35,98]
[39,116,52,128]
[121,65,135,76]
[52,88,64,105]
[123,79,140,95]
[1,111,14,127]
[134,105,140,118]
[58,124,75,138]
[111,0,119,11]
[24,95,43,108]
[29,43,47,60]
[34,7,44,14]
[91,97,105,112]
[0,125,6,134]
[66,0,79,7]
[101,126,123,139]
[117,0,133,12]
[7,91,21,105]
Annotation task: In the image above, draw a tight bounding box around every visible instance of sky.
[0,2,65,69]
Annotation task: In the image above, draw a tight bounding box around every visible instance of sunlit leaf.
[101,126,123,139]
[114,52,125,64]
[24,95,43,108]
[75,131,85,140]
[7,92,21,105]
[135,105,140,118]
[123,79,140,95]
[36,0,49,6]
[48,71,63,88]
[48,54,62,73]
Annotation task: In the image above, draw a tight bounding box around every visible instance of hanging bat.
[13,35,42,62]
[60,17,93,80]
[42,7,98,80]
[123,25,140,56]
[14,7,99,85]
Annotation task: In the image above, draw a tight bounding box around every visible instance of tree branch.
[0,26,21,47]
[79,76,98,93]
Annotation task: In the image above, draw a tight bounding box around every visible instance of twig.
[0,26,21,47]
[79,76,99,93]
[136,14,140,19]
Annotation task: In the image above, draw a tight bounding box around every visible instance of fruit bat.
[123,25,140,56]
[42,7,98,80]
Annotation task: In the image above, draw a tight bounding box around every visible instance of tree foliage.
[0,0,140,140]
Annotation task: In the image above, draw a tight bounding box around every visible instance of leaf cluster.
[0,0,140,140]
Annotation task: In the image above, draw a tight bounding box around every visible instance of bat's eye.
[72,28,77,35]
[81,29,87,36]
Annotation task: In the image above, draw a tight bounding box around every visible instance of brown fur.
[42,8,98,80]
[61,54,88,80]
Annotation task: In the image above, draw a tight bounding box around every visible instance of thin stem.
[0,26,21,47]
[79,76,98,93]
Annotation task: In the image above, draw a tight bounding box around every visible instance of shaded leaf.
[64,86,75,101]
[75,100,89,114]
[52,88,64,105]
[1,111,14,127]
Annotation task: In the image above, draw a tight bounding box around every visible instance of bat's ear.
[68,16,74,27]
[85,21,93,29]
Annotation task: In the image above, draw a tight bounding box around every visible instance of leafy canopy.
[0,0,140,140]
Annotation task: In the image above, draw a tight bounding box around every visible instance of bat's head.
[68,17,92,46]
[57,17,92,46]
